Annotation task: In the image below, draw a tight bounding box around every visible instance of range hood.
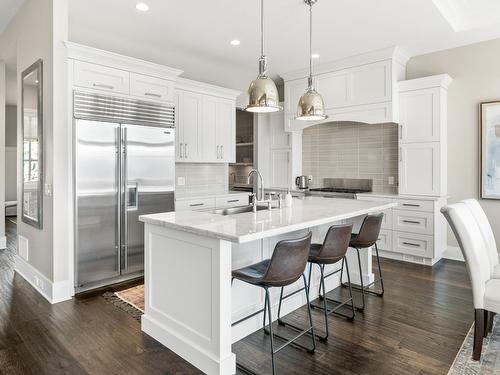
[280,46,410,132]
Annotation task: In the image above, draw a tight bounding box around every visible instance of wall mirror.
[21,59,43,229]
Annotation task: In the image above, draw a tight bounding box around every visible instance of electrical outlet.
[308,175,313,183]
[177,177,186,186]
[388,176,395,185]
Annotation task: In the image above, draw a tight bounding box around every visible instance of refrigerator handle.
[122,127,128,273]
[116,126,121,273]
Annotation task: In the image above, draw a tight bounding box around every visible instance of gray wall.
[407,37,500,248]
[302,122,399,194]
[5,105,17,147]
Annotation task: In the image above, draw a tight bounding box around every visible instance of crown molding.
[281,46,411,82]
[398,74,453,92]
[176,77,241,99]
[64,41,184,80]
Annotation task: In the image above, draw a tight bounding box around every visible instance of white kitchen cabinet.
[399,142,441,196]
[270,112,290,148]
[130,72,174,103]
[176,90,203,162]
[176,78,239,163]
[216,99,235,163]
[270,149,291,188]
[176,193,250,211]
[399,88,441,143]
[74,60,130,95]
[175,197,216,211]
[397,75,451,197]
[284,78,309,114]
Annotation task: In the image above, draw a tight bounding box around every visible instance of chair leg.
[277,287,285,325]
[355,247,366,311]
[344,257,356,319]
[265,288,277,375]
[488,312,495,333]
[473,309,485,361]
[302,274,316,353]
[484,310,489,338]
[263,290,268,331]
[319,264,329,341]
[374,244,385,297]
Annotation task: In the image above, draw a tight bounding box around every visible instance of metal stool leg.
[374,243,385,297]
[265,288,277,375]
[355,247,366,310]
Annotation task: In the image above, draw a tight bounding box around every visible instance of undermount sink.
[210,205,270,216]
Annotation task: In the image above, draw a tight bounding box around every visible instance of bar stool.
[341,213,384,311]
[231,232,315,375]
[277,224,355,342]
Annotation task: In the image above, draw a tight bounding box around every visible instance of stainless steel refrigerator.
[73,91,175,291]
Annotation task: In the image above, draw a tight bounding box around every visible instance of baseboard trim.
[0,236,6,249]
[14,255,73,304]
[442,246,464,262]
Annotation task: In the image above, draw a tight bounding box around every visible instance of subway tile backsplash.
[303,122,399,194]
[176,163,228,198]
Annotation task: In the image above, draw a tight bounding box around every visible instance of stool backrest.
[441,203,490,309]
[462,199,499,270]
[316,224,353,261]
[353,213,384,248]
[262,232,312,286]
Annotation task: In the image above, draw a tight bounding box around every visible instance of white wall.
[0,0,70,300]
[5,105,16,202]
[407,37,500,249]
[0,62,5,247]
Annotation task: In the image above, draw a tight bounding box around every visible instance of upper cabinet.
[175,78,239,163]
[398,74,452,197]
[282,47,408,132]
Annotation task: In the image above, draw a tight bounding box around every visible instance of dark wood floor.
[0,220,472,375]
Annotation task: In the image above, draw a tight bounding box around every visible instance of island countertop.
[139,196,396,243]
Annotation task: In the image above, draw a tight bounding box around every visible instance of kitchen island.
[139,197,396,375]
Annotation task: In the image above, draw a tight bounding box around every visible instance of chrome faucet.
[247,169,271,212]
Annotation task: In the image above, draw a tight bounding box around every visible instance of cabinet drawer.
[74,61,130,94]
[376,229,392,251]
[393,210,434,235]
[130,73,174,102]
[396,199,434,213]
[393,231,434,258]
[216,195,250,208]
[175,198,216,211]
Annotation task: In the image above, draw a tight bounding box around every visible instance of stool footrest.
[264,325,315,354]
[310,295,355,320]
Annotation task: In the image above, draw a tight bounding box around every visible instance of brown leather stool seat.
[340,213,385,311]
[277,224,355,342]
[231,232,316,375]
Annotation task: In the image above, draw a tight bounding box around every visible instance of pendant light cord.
[308,2,313,90]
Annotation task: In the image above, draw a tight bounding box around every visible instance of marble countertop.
[357,192,448,201]
[140,196,396,243]
[175,191,251,201]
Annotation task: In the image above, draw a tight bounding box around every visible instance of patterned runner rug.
[103,284,144,321]
[448,315,500,374]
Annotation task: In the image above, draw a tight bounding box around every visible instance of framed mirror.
[21,59,43,229]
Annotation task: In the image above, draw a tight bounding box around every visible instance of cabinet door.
[74,61,130,95]
[285,78,308,114]
[270,111,290,148]
[399,88,440,143]
[349,61,391,106]
[399,143,441,196]
[201,95,218,161]
[180,91,203,161]
[130,73,174,103]
[174,92,183,162]
[316,71,349,109]
[270,149,290,188]
[216,99,235,162]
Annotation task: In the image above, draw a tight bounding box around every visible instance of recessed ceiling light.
[230,39,241,46]
[136,3,149,11]
[311,53,320,59]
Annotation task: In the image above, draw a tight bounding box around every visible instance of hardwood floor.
[0,220,472,375]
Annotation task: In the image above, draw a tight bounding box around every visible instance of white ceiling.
[432,0,500,32]
[68,0,500,91]
[0,0,23,34]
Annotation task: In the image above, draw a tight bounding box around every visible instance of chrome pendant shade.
[296,0,327,121]
[246,0,281,113]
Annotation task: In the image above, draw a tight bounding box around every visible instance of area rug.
[448,315,500,374]
[103,284,144,321]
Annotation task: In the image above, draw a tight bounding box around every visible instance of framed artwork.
[481,100,500,199]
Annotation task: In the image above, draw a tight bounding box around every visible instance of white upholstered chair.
[441,203,500,361]
[462,199,500,279]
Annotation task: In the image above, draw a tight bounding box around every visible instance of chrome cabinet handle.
[227,199,239,203]
[403,242,421,247]
[402,203,420,207]
[400,147,402,162]
[189,203,204,207]
[402,220,421,224]
[179,143,183,158]
[145,92,162,98]
[217,145,220,159]
[400,124,403,140]
[185,143,189,158]
[221,145,224,159]
[93,83,114,90]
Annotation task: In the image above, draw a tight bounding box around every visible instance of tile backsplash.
[302,122,399,194]
[176,163,228,198]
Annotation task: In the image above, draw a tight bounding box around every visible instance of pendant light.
[246,0,281,113]
[296,0,328,121]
